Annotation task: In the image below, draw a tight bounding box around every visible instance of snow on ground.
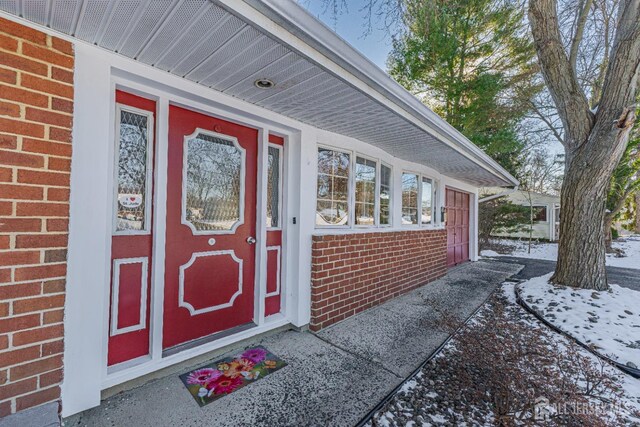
[609,235,640,269]
[366,282,640,426]
[518,273,640,369]
[481,235,640,269]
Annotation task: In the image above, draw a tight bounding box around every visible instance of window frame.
[112,103,155,236]
[266,142,284,230]
[353,153,379,228]
[315,145,353,228]
[378,162,393,227]
[532,205,548,223]
[421,176,435,227]
[401,170,438,228]
[401,171,420,226]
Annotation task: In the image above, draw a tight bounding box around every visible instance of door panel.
[163,105,258,350]
[445,188,470,268]
[265,135,284,317]
[108,91,156,366]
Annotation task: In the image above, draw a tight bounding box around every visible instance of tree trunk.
[604,213,614,253]
[529,0,640,291]
[552,145,614,290]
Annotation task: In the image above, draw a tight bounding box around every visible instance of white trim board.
[178,250,243,316]
[110,257,149,336]
[265,245,281,298]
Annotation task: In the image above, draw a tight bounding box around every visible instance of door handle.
[246,237,256,245]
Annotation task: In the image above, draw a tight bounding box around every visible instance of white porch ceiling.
[0,0,517,187]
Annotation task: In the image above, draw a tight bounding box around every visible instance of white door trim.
[63,43,301,417]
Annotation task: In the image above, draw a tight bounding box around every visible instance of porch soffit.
[0,0,517,187]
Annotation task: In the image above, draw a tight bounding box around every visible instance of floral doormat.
[179,346,287,407]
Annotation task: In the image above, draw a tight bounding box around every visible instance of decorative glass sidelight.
[115,108,152,232]
[266,146,281,228]
[184,132,244,232]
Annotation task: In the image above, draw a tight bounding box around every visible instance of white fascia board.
[235,0,519,188]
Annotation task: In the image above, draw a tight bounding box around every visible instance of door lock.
[246,237,257,245]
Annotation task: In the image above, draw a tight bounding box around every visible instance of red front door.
[446,188,470,267]
[163,105,258,350]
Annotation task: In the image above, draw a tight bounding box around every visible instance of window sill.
[312,224,445,236]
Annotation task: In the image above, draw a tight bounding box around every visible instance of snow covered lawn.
[366,283,640,426]
[518,273,640,370]
[481,235,640,269]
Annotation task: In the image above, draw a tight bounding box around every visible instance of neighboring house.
[494,190,561,241]
[0,0,517,420]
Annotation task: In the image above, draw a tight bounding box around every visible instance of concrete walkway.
[65,260,522,427]
[491,257,640,291]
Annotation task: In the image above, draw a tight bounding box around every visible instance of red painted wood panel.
[108,90,155,366]
[445,188,470,268]
[265,134,283,317]
[163,105,258,349]
[116,262,144,329]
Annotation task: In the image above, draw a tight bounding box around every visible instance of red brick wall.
[0,17,73,417]
[310,229,447,331]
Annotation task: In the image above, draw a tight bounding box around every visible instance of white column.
[254,128,269,325]
[150,97,169,360]
[62,44,112,416]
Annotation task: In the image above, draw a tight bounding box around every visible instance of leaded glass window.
[184,133,243,232]
[115,108,151,232]
[267,145,281,228]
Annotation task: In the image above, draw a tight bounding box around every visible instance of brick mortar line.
[0,34,74,58]
[1,276,67,286]
[0,101,74,117]
[1,335,65,353]
[0,45,74,71]
[3,339,65,355]
[0,383,61,407]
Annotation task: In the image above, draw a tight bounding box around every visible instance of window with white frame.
[355,156,376,226]
[379,164,392,226]
[316,148,350,226]
[402,173,419,225]
[402,172,437,226]
[421,177,433,225]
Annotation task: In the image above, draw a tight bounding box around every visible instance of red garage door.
[446,188,470,267]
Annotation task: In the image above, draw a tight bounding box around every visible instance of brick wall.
[310,229,447,331]
[0,17,73,417]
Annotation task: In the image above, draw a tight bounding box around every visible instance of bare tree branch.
[569,0,595,72]
[529,100,566,144]
[594,0,640,134]
[529,0,596,149]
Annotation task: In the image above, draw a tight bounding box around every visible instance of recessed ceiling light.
[254,78,275,89]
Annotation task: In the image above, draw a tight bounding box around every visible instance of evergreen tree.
[387,0,541,176]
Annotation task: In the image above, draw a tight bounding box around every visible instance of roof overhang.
[0,0,518,188]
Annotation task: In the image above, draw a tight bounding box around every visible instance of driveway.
[64,260,522,427]
[489,256,640,291]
